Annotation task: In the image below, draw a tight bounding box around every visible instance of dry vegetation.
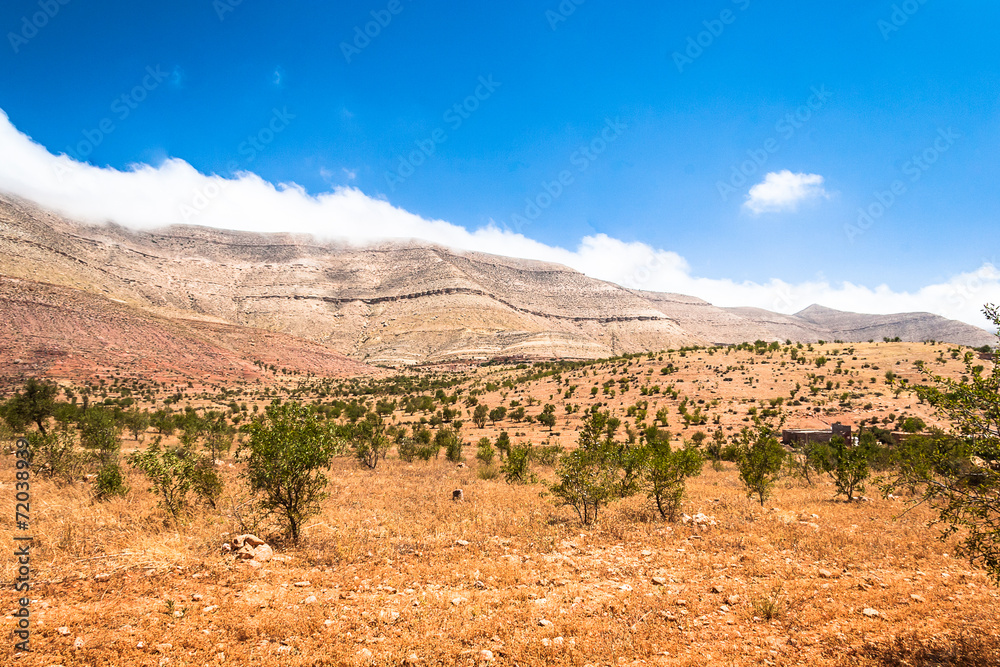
[2,340,999,666]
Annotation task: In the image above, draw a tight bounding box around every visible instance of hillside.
[0,194,993,367]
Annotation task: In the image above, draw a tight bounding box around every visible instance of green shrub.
[239,402,344,541]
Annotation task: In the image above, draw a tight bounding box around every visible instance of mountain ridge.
[0,194,993,367]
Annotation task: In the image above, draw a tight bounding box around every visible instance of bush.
[475,437,495,465]
[128,440,221,520]
[548,410,623,524]
[889,304,1000,582]
[814,433,880,501]
[28,430,85,483]
[240,402,344,541]
[735,418,787,506]
[94,462,128,500]
[645,440,703,521]
[501,443,533,484]
[353,411,389,469]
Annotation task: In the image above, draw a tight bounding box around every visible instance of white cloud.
[744,170,830,214]
[0,110,995,331]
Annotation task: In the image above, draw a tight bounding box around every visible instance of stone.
[94,573,111,582]
[192,594,203,601]
[451,597,467,606]
[452,489,464,501]
[203,605,219,613]
[910,594,926,603]
[727,595,740,605]
[676,599,687,606]
[74,637,85,650]
[480,649,494,661]
[456,463,466,468]
[293,581,311,587]
[711,585,724,593]
[304,595,317,604]
[57,626,70,635]
[818,569,835,579]
[538,618,553,627]
[235,545,256,560]
[456,539,470,547]
[651,576,667,586]
[862,608,880,618]
[252,544,274,563]
[233,534,265,549]
[357,647,374,662]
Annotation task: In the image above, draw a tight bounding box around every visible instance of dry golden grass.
[1,341,998,665]
[3,454,999,666]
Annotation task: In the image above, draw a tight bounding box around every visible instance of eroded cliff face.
[0,194,993,367]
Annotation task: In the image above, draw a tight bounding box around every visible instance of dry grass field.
[2,341,999,666]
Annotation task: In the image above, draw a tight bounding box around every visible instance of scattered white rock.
[538,618,553,627]
[456,539,470,547]
[651,576,667,586]
[57,626,70,636]
[357,647,374,662]
[910,594,926,603]
[303,595,317,605]
[862,607,880,618]
[293,581,311,588]
[479,649,494,661]
[451,597,467,606]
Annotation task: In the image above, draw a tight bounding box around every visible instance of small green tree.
[548,410,622,524]
[353,411,389,469]
[476,437,495,465]
[735,417,786,506]
[815,433,880,501]
[495,431,512,458]
[473,404,489,429]
[501,443,533,484]
[489,406,507,425]
[240,402,343,541]
[439,427,463,462]
[80,407,128,499]
[2,378,58,435]
[887,304,1000,582]
[645,439,704,521]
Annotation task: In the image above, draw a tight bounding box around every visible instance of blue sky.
[1,0,998,327]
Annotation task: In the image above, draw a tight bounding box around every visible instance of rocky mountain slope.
[0,194,993,367]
